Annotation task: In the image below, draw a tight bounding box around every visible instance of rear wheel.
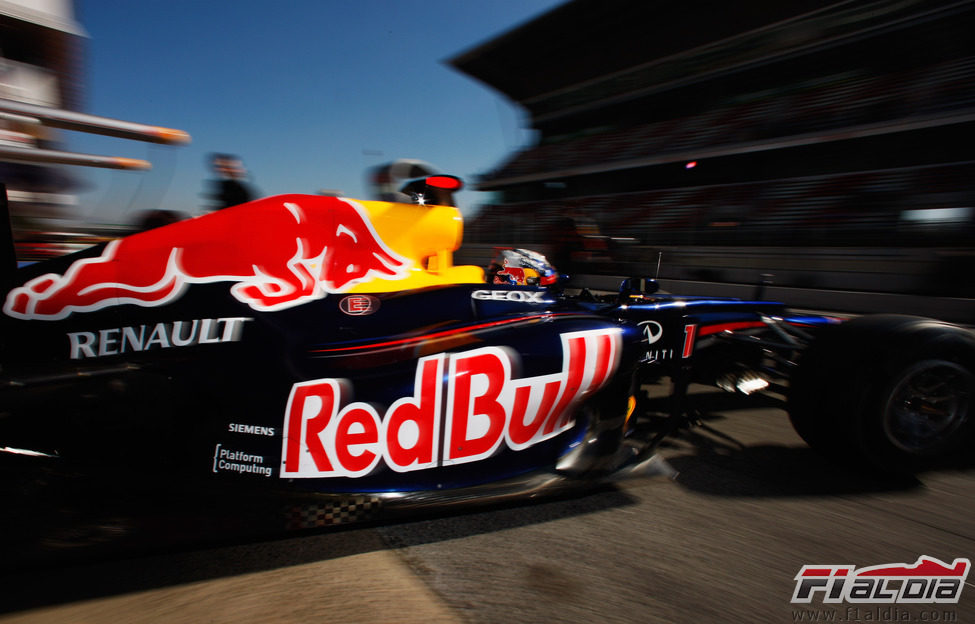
[788,315,975,471]
[880,358,972,454]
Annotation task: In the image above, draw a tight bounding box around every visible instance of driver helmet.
[487,248,558,286]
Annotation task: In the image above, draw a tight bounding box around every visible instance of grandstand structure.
[0,0,86,225]
[0,2,191,260]
[450,0,975,292]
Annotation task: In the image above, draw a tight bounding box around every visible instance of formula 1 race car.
[1,176,973,527]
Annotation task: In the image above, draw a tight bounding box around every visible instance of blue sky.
[69,1,564,223]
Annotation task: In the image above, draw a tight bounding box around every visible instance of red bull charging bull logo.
[3,195,411,320]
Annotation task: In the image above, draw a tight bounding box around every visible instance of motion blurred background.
[2,0,973,300]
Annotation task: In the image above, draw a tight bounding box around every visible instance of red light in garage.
[685,161,698,169]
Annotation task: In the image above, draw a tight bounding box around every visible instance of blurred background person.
[205,153,257,210]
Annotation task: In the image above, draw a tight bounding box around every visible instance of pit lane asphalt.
[1,387,973,624]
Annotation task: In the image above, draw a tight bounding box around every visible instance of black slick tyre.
[788,315,975,472]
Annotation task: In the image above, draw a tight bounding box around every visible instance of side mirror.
[618,277,659,302]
